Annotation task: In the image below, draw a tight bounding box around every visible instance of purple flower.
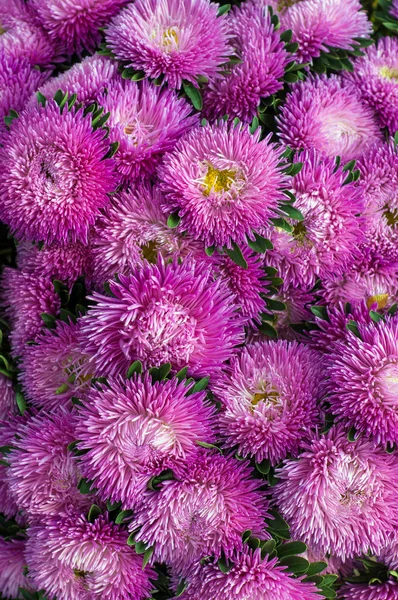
[80,257,243,378]
[29,0,129,56]
[357,141,398,212]
[100,79,198,183]
[275,426,398,560]
[277,75,382,161]
[0,267,60,357]
[159,122,288,249]
[392,0,398,19]
[203,1,289,123]
[20,320,92,412]
[89,184,206,289]
[75,374,215,508]
[344,37,398,135]
[268,0,371,64]
[177,547,320,600]
[339,581,398,600]
[0,99,118,245]
[266,149,366,289]
[8,408,93,517]
[212,341,323,465]
[0,416,26,518]
[0,375,16,420]
[26,512,155,600]
[130,449,268,571]
[106,0,231,89]
[326,317,398,446]
[0,538,30,599]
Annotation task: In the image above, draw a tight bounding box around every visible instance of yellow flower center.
[202,166,237,197]
[380,66,398,80]
[277,0,304,11]
[292,221,307,243]
[140,240,160,263]
[74,569,88,579]
[162,27,179,48]
[251,389,279,407]
[384,206,398,227]
[366,293,389,310]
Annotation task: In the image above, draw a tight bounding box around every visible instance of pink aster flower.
[131,449,268,571]
[106,0,231,89]
[203,1,289,123]
[100,79,198,183]
[357,141,398,213]
[0,0,55,67]
[266,150,366,289]
[80,257,243,378]
[268,0,370,64]
[29,0,129,56]
[0,417,25,519]
[8,408,93,517]
[339,581,398,599]
[0,375,16,420]
[212,341,323,465]
[0,100,117,245]
[0,538,30,599]
[89,184,206,289]
[20,320,92,412]
[344,37,398,135]
[326,317,398,446]
[75,373,215,508]
[159,122,288,249]
[35,54,119,108]
[26,512,155,600]
[277,75,382,162]
[177,547,320,600]
[0,267,60,357]
[275,426,398,560]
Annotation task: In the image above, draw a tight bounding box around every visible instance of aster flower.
[20,320,92,412]
[130,450,268,571]
[0,538,30,599]
[0,374,16,420]
[106,0,231,89]
[344,37,398,135]
[267,0,371,64]
[177,547,320,600]
[76,373,215,508]
[277,75,382,161]
[26,512,155,600]
[357,141,398,213]
[212,341,323,465]
[159,122,288,249]
[35,54,119,108]
[80,257,243,378]
[8,408,93,517]
[0,99,117,245]
[0,267,60,357]
[0,0,55,67]
[100,79,198,183]
[266,150,366,289]
[0,417,24,519]
[339,581,398,599]
[89,184,206,289]
[392,0,398,20]
[326,317,398,446]
[275,426,398,560]
[203,1,289,123]
[29,0,129,56]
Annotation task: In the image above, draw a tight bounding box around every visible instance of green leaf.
[306,562,328,577]
[92,111,110,130]
[126,360,143,379]
[310,306,329,320]
[78,478,95,495]
[277,541,307,559]
[175,579,188,597]
[343,159,356,172]
[224,242,248,268]
[279,555,310,575]
[127,530,139,546]
[242,529,252,543]
[175,366,188,381]
[279,204,304,221]
[261,539,276,558]
[280,29,292,43]
[107,500,122,512]
[53,89,65,106]
[386,442,396,454]
[249,116,259,134]
[167,212,181,229]
[267,510,290,539]
[142,545,155,568]
[284,72,298,83]
[265,298,286,312]
[319,587,337,599]
[188,376,209,394]
[147,469,174,491]
[157,363,171,380]
[131,70,146,81]
[347,426,358,442]
[346,320,361,339]
[134,541,147,554]
[183,81,203,110]
[196,441,222,453]
[67,93,77,110]
[286,42,299,53]
[36,91,47,107]
[369,310,383,323]
[258,322,278,339]
[247,232,273,253]
[394,131,398,147]
[0,445,13,455]
[322,574,338,587]
[60,308,76,324]
[87,504,101,523]
[115,509,134,524]
[205,245,215,256]
[270,218,294,233]
[16,392,26,416]
[247,537,261,550]
[55,383,69,395]
[218,555,234,573]
[255,459,271,475]
[40,313,57,329]
[284,162,303,177]
[103,141,120,159]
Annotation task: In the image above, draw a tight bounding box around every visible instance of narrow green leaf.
[115,509,134,524]
[135,540,147,554]
[157,363,171,380]
[167,212,181,229]
[394,131,398,147]
[40,313,57,329]
[87,504,101,523]
[255,459,271,475]
[280,29,292,43]
[188,376,209,394]
[92,111,110,130]
[196,441,222,453]
[310,306,329,321]
[218,556,234,573]
[343,159,356,172]
[306,562,327,577]
[78,478,95,495]
[277,541,307,559]
[16,392,26,416]
[347,426,357,442]
[183,81,203,110]
[36,91,47,107]
[205,245,215,256]
[265,298,286,312]
[270,218,294,233]
[247,232,273,253]
[280,204,304,221]
[143,545,155,569]
[346,320,361,339]
[147,469,174,491]
[258,322,278,339]
[225,242,248,268]
[175,579,188,597]
[242,529,252,543]
[284,162,303,177]
[175,366,188,381]
[369,310,383,323]
[127,530,139,546]
[67,93,77,110]
[53,89,64,105]
[55,383,69,395]
[103,141,120,159]
[249,116,259,134]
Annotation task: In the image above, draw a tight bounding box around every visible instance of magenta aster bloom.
[177,547,319,600]
[268,0,371,64]
[0,375,16,420]
[36,54,119,108]
[1,267,60,357]
[76,374,215,508]
[89,184,206,289]
[131,450,268,571]
[159,122,288,249]
[212,341,323,465]
[0,100,117,245]
[100,79,198,183]
[80,257,243,378]
[8,408,92,517]
[275,426,398,560]
[0,417,25,518]
[339,581,398,599]
[26,513,155,600]
[20,320,92,412]
[266,150,365,289]
[0,0,55,67]
[0,538,30,599]
[277,75,382,162]
[344,37,398,135]
[29,0,129,56]
[106,0,231,89]
[203,1,289,123]
[357,142,398,213]
[326,317,398,446]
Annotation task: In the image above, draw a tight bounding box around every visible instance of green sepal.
[126,360,143,379]
[87,504,101,523]
[167,212,181,229]
[224,242,248,268]
[182,81,203,110]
